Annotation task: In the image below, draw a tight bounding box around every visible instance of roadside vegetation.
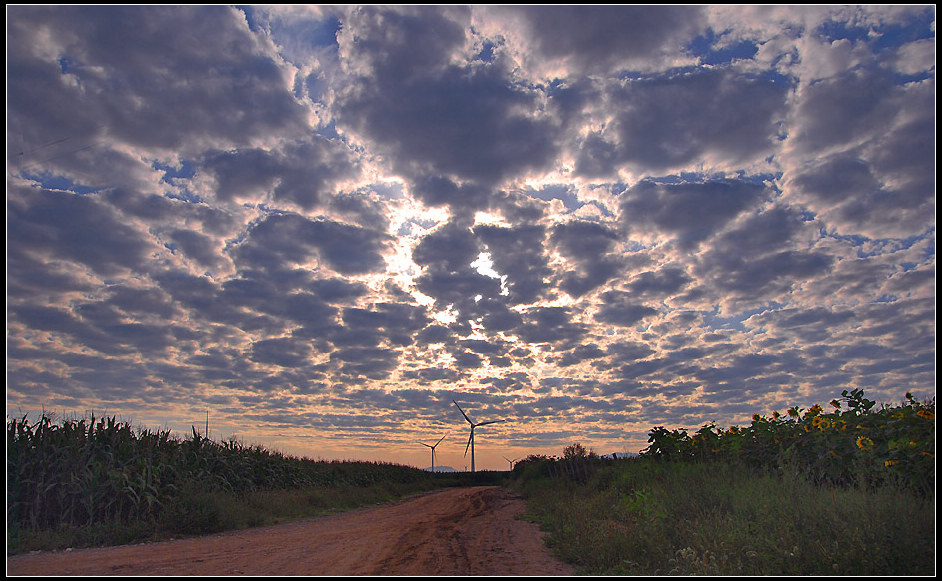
[8,387,933,574]
[509,389,935,575]
[6,414,498,554]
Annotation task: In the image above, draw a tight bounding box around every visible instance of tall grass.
[513,459,934,575]
[6,413,462,554]
[511,390,935,576]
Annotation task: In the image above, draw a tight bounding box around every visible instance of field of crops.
[6,413,456,552]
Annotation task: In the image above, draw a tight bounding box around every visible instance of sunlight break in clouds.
[6,5,935,470]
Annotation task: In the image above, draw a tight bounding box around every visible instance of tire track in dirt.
[6,485,574,576]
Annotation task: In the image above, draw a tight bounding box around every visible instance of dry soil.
[6,485,575,576]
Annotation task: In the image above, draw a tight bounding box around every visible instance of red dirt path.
[6,485,575,576]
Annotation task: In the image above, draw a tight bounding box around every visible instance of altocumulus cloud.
[6,5,935,469]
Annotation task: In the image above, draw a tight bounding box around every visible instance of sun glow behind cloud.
[6,5,935,470]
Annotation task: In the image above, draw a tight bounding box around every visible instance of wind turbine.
[453,400,505,472]
[418,433,447,472]
[503,456,520,470]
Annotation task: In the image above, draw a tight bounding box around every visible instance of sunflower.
[856,436,874,450]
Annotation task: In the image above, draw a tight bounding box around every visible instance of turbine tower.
[453,400,505,472]
[418,433,447,472]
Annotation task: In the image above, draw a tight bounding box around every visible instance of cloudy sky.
[6,5,935,470]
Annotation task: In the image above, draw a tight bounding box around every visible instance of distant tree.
[563,442,597,460]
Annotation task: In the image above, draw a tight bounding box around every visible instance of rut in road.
[6,485,575,576]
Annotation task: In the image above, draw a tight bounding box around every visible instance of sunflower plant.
[641,389,934,495]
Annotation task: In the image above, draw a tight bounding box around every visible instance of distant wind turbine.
[418,433,447,472]
[503,456,520,470]
[453,400,505,472]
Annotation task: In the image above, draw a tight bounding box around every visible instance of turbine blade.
[476,419,505,427]
[434,433,447,446]
[453,400,474,424]
[464,430,473,457]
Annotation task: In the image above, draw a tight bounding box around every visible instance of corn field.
[7,413,431,536]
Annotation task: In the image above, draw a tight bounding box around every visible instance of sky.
[6,5,936,471]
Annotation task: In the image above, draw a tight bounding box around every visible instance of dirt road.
[6,486,575,576]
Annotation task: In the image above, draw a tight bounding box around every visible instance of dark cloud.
[555,344,607,367]
[338,5,470,83]
[474,223,552,304]
[232,213,392,276]
[410,221,521,329]
[785,81,935,237]
[576,69,789,177]
[201,137,360,210]
[410,176,493,215]
[780,41,934,236]
[415,324,455,346]
[335,6,562,191]
[331,347,401,381]
[596,292,660,327]
[627,267,692,300]
[250,337,314,369]
[335,303,430,349]
[7,186,156,278]
[550,221,623,298]
[6,5,308,158]
[495,5,705,74]
[695,206,835,309]
[167,228,225,270]
[516,306,588,346]
[482,372,532,392]
[403,367,463,384]
[619,180,769,249]
[788,154,884,205]
[412,221,481,272]
[104,286,179,320]
[6,253,97,301]
[789,68,896,156]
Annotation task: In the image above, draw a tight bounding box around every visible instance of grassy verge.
[511,458,935,575]
[9,475,463,554]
